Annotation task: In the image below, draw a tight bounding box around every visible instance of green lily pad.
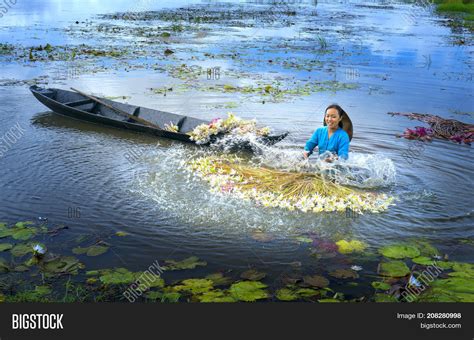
[86,245,109,257]
[412,256,435,265]
[409,240,440,257]
[435,261,453,270]
[14,265,29,272]
[73,245,109,257]
[418,287,474,302]
[276,288,299,301]
[12,227,37,241]
[431,277,474,294]
[15,221,34,228]
[0,243,13,252]
[371,281,391,290]
[379,261,410,277]
[335,239,367,254]
[134,272,164,288]
[303,275,329,288]
[240,269,266,281]
[379,244,420,259]
[451,262,474,277]
[0,228,12,238]
[41,256,83,276]
[11,244,33,257]
[35,285,52,296]
[229,281,269,302]
[86,270,100,276]
[329,269,359,279]
[162,256,207,270]
[196,290,236,303]
[295,288,320,298]
[0,222,6,228]
[145,291,163,300]
[205,273,232,286]
[374,293,398,302]
[318,298,340,303]
[115,231,129,237]
[0,258,9,273]
[99,268,135,285]
[174,279,214,294]
[160,292,181,303]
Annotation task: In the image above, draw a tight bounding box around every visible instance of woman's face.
[325,108,342,130]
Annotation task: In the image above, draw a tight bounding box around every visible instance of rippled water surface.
[0,0,473,300]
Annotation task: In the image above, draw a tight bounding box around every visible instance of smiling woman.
[303,104,353,161]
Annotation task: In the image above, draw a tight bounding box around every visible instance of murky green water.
[0,0,472,302]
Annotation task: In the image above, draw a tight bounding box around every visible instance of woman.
[303,104,353,161]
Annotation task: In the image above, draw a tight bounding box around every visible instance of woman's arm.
[304,130,320,156]
[337,132,350,160]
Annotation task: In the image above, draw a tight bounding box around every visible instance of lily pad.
[205,273,232,286]
[431,277,474,294]
[229,281,268,302]
[35,285,52,296]
[11,227,37,241]
[409,240,440,257]
[379,261,410,277]
[379,244,420,259]
[374,293,398,302]
[100,268,135,285]
[371,281,391,290]
[329,269,359,279]
[412,256,435,266]
[160,292,181,303]
[11,244,33,257]
[134,272,164,288]
[276,288,299,301]
[451,262,474,277]
[318,298,340,303]
[295,288,320,298]
[0,243,13,252]
[196,290,235,303]
[86,245,109,257]
[162,256,207,270]
[15,221,34,228]
[240,269,266,281]
[115,231,129,237]
[303,275,329,288]
[0,258,9,273]
[73,245,109,257]
[42,256,83,276]
[174,279,213,294]
[335,239,367,254]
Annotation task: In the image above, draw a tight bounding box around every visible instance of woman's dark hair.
[323,104,347,128]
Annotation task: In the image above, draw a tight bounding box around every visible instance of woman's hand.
[324,154,338,163]
[303,151,309,159]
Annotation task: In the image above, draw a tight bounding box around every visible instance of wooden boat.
[30,86,288,146]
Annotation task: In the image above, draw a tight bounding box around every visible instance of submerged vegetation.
[0,220,472,302]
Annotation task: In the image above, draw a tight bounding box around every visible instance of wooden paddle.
[70,87,162,129]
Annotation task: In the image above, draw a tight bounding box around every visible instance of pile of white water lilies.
[185,155,395,214]
[187,113,271,144]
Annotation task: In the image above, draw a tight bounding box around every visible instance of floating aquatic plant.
[162,256,207,270]
[379,244,420,259]
[187,113,271,145]
[378,261,410,278]
[186,156,394,214]
[335,240,368,254]
[229,281,269,302]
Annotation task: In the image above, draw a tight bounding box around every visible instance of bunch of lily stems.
[186,156,394,214]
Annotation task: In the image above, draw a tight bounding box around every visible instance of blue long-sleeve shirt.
[304,126,350,159]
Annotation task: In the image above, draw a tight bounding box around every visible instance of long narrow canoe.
[30,86,288,146]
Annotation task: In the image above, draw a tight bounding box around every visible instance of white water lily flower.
[351,265,363,271]
[32,244,46,255]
